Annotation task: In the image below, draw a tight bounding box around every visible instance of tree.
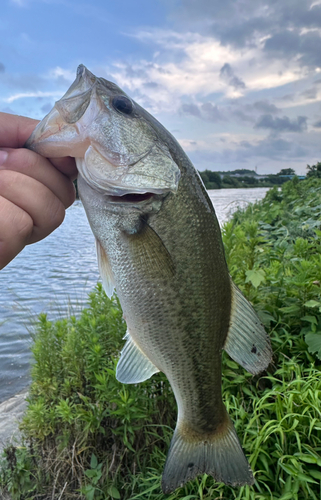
[277,168,296,176]
[306,162,321,178]
[222,175,241,187]
[199,170,222,189]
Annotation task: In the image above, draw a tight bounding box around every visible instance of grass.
[1,176,321,499]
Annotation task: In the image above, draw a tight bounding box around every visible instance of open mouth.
[108,192,154,203]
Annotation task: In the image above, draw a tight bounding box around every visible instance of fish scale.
[26,64,272,493]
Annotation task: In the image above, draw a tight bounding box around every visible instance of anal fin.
[96,239,115,299]
[116,331,160,384]
[224,280,272,375]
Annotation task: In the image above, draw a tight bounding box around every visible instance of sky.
[1,0,321,175]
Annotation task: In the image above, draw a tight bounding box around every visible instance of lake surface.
[0,187,269,403]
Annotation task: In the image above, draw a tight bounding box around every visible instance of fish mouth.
[107,192,155,203]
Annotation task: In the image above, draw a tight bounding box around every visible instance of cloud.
[252,100,280,114]
[202,102,225,121]
[178,98,281,126]
[300,87,318,99]
[253,137,308,158]
[184,134,309,172]
[170,1,321,48]
[4,91,61,103]
[46,66,75,87]
[255,114,308,133]
[169,0,270,47]
[180,103,201,117]
[0,66,77,109]
[264,30,321,69]
[313,119,321,127]
[0,63,5,73]
[112,28,306,116]
[179,101,225,122]
[220,63,246,90]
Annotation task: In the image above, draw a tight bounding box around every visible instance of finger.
[0,148,76,209]
[47,156,78,180]
[0,113,78,178]
[0,195,33,269]
[0,170,65,244]
[0,113,39,148]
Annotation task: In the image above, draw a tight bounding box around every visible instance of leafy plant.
[81,454,104,500]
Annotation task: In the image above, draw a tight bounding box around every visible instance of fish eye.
[112,95,133,115]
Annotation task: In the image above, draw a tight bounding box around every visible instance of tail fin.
[161,416,253,493]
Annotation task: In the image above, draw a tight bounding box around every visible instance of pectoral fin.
[223,280,272,374]
[96,239,115,299]
[116,331,160,384]
[123,223,175,279]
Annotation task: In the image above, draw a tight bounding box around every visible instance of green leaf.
[257,310,276,325]
[278,493,298,500]
[295,454,318,464]
[245,269,265,288]
[305,333,321,359]
[279,463,299,476]
[90,453,98,470]
[85,469,97,478]
[279,305,301,314]
[310,470,321,480]
[301,315,318,325]
[82,485,95,500]
[304,300,321,308]
[296,472,317,483]
[107,485,121,499]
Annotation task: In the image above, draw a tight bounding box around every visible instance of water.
[0,187,269,403]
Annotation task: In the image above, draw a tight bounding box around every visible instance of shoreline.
[0,389,28,454]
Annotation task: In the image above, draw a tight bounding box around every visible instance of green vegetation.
[197,170,222,189]
[1,177,321,499]
[306,162,321,179]
[199,167,301,189]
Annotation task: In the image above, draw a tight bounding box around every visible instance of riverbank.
[1,178,321,499]
[0,391,28,454]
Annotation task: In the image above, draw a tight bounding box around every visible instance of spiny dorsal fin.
[96,239,115,299]
[122,223,175,279]
[223,280,272,375]
[116,331,160,384]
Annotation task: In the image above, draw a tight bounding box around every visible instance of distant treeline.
[73,166,311,197]
[198,168,301,190]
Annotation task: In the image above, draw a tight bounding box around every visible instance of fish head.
[26,65,180,197]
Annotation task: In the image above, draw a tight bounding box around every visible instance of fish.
[26,65,272,493]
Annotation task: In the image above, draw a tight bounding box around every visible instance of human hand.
[0,112,77,270]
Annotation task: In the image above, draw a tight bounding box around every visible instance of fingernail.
[0,151,8,166]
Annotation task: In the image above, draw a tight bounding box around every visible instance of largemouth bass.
[26,65,272,493]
